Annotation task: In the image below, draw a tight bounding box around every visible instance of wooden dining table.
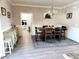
[37,26,66,41]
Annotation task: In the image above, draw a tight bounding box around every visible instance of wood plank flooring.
[2,28,79,59]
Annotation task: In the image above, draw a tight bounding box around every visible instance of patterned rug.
[33,39,79,48]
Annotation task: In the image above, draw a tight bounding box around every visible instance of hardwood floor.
[18,28,32,45]
[2,28,79,59]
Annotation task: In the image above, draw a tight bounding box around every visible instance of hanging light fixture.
[45,0,54,19]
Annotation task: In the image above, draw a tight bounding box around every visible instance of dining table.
[36,26,66,41]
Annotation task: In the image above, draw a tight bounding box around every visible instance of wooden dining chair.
[61,26,67,39]
[44,28,53,41]
[42,25,48,28]
[35,27,43,41]
[52,28,55,39]
[52,25,54,27]
[54,27,61,39]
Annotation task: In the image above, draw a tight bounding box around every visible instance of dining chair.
[52,25,54,27]
[4,38,13,55]
[42,25,48,28]
[52,28,55,39]
[4,32,13,55]
[35,27,43,41]
[54,27,61,39]
[44,27,53,41]
[61,26,67,39]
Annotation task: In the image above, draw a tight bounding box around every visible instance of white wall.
[0,0,5,58]
[12,6,61,35]
[0,21,5,58]
[67,27,79,42]
[57,6,79,27]
[0,0,12,57]
[0,0,12,32]
[12,3,79,42]
[12,6,61,26]
[57,4,79,42]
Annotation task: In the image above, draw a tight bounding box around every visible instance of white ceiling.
[11,0,79,7]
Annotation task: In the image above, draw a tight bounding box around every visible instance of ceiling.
[11,0,79,7]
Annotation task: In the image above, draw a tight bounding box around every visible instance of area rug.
[33,39,79,48]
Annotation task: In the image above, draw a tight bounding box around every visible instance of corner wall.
[0,0,12,32]
[0,0,12,57]
[58,4,79,42]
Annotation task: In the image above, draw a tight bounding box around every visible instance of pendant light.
[45,0,54,19]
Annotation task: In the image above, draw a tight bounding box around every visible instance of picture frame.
[1,7,6,16]
[66,13,72,19]
[7,12,11,18]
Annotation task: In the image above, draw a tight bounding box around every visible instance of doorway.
[20,13,33,32]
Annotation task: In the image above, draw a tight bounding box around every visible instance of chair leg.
[59,35,61,39]
[45,36,46,41]
[51,36,52,39]
[54,35,55,39]
[10,40,13,50]
[35,35,37,42]
[64,32,65,39]
[8,42,12,55]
